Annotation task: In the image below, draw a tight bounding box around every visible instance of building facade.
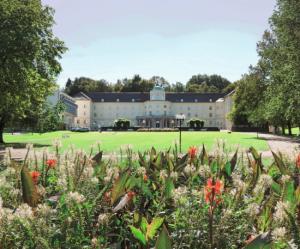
[71,86,234,130]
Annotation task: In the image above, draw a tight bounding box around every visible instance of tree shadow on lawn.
[0,142,50,150]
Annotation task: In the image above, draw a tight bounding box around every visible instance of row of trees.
[230,0,300,135]
[64,74,234,96]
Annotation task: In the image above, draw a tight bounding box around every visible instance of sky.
[42,0,276,87]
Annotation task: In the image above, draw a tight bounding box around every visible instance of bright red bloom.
[127,191,136,200]
[143,174,148,182]
[31,171,41,184]
[296,154,300,168]
[188,146,197,158]
[46,159,57,169]
[204,178,223,207]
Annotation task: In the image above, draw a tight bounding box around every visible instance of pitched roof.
[74,92,226,103]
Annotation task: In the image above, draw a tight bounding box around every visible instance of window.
[164,111,167,115]
[84,112,86,116]
[84,104,86,108]
[94,106,96,110]
[209,113,213,117]
[149,111,152,115]
[195,114,198,117]
[84,120,86,124]
[164,105,167,108]
[94,113,97,117]
[77,120,79,124]
[187,107,190,111]
[209,106,213,110]
[188,113,191,117]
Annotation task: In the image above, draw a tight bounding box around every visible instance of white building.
[71,86,234,130]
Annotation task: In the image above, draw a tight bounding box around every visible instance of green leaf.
[271,151,290,175]
[111,171,129,205]
[146,217,164,240]
[283,181,295,203]
[244,232,271,249]
[164,177,174,199]
[129,226,147,245]
[92,151,103,164]
[230,149,238,172]
[141,217,148,234]
[155,225,172,249]
[224,162,232,177]
[21,166,38,207]
[200,144,209,165]
[210,160,218,174]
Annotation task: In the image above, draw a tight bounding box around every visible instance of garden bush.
[114,118,130,130]
[188,119,205,129]
[0,142,300,248]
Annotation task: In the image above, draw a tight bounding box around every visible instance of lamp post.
[176,114,185,153]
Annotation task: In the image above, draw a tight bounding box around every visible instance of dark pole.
[179,119,182,153]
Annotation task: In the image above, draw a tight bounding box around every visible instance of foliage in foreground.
[0,141,300,249]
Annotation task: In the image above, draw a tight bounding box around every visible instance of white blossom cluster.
[97,213,109,226]
[198,165,210,178]
[159,169,168,180]
[232,172,246,192]
[273,201,290,224]
[253,174,273,195]
[104,167,120,183]
[66,191,85,204]
[136,167,146,176]
[184,164,196,176]
[170,171,178,181]
[172,186,188,204]
[271,227,286,241]
[246,203,260,217]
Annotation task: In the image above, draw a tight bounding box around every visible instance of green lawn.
[3,131,269,153]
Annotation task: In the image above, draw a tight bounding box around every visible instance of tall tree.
[0,0,67,143]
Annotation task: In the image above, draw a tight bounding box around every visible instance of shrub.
[188,118,205,129]
[114,118,130,130]
[0,142,300,248]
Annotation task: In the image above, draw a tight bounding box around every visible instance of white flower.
[272,227,286,241]
[184,164,196,176]
[232,173,246,192]
[287,239,298,249]
[91,177,99,184]
[281,175,291,183]
[14,204,34,220]
[159,170,168,180]
[198,165,210,177]
[97,213,109,226]
[37,204,55,216]
[57,177,68,191]
[246,203,260,217]
[136,167,146,176]
[173,186,188,204]
[253,174,273,194]
[170,171,178,181]
[274,201,289,224]
[91,237,98,248]
[66,191,85,204]
[84,166,94,178]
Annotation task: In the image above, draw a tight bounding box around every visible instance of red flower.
[296,154,300,168]
[31,171,41,184]
[143,174,148,182]
[188,146,197,159]
[204,178,223,207]
[127,191,136,200]
[46,159,57,169]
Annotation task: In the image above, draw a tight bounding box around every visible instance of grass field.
[3,131,269,153]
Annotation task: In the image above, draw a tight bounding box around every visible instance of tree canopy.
[231,0,300,134]
[64,74,233,95]
[0,0,66,143]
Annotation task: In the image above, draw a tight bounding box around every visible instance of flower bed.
[0,143,300,248]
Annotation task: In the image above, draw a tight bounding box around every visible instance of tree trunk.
[287,122,292,136]
[281,124,286,135]
[0,120,5,144]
